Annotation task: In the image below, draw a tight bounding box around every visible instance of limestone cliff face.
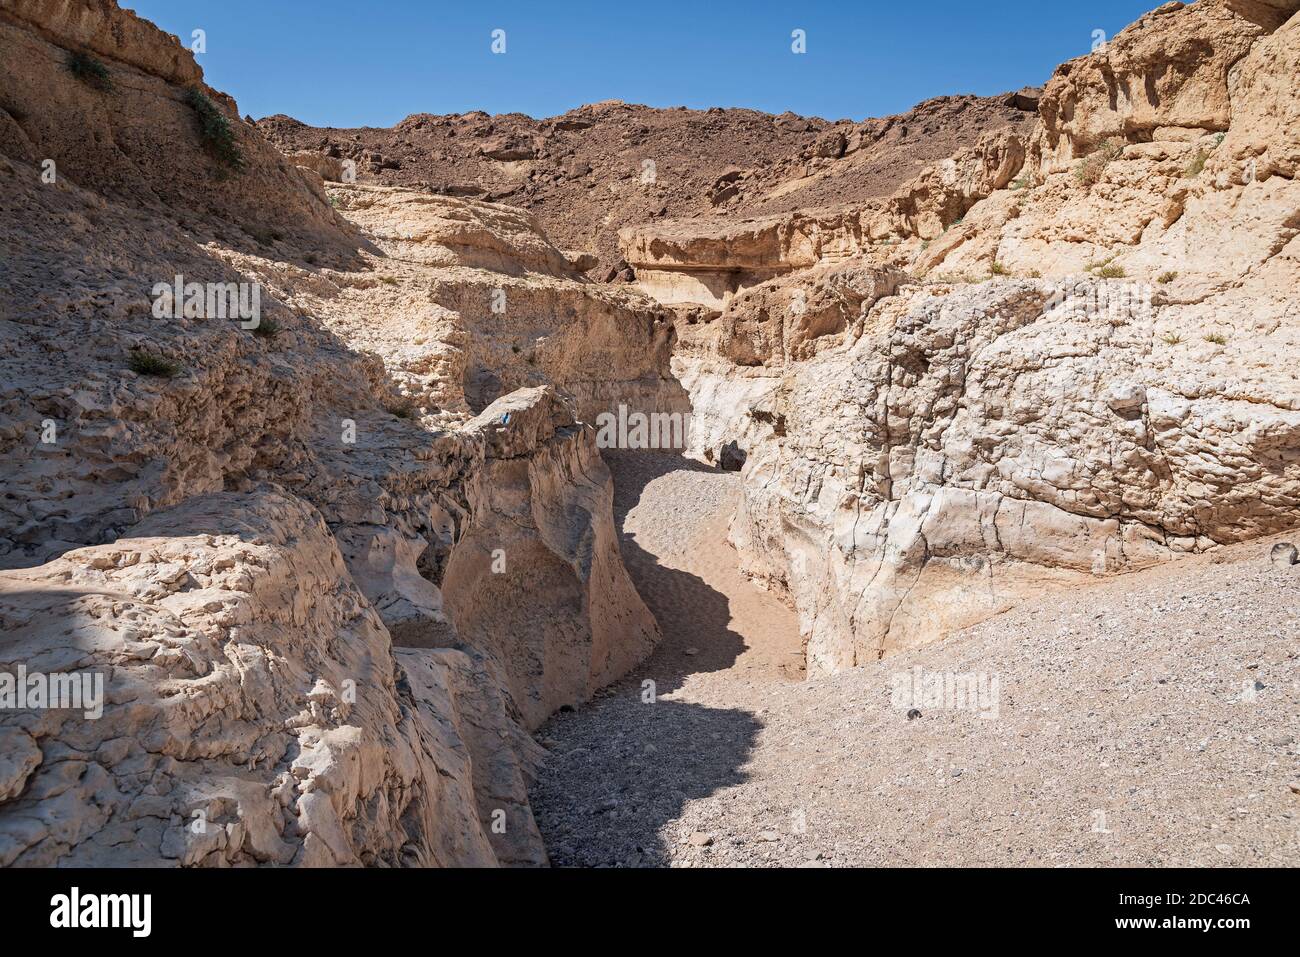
[631,0,1300,669]
[317,184,688,426]
[0,0,658,865]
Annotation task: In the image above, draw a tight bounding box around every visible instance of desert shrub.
[1203,332,1228,345]
[1161,332,1184,345]
[1157,271,1178,284]
[185,88,244,172]
[1074,139,1121,188]
[67,51,112,91]
[989,261,1010,276]
[249,227,283,247]
[1097,264,1126,279]
[251,317,280,338]
[128,349,180,377]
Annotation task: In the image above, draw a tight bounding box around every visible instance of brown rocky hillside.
[257,93,1038,277]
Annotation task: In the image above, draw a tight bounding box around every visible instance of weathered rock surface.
[0,490,546,866]
[620,128,1027,307]
[0,0,657,866]
[316,184,687,426]
[258,93,1036,276]
[2,0,1298,869]
[636,0,1300,668]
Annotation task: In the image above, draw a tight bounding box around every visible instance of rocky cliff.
[621,0,1300,669]
[258,93,1037,278]
[0,0,661,865]
[1,0,1297,867]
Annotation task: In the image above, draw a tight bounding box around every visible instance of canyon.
[0,0,1297,867]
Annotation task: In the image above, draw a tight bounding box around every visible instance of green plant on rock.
[67,51,113,91]
[251,317,280,338]
[1074,139,1121,188]
[127,349,180,378]
[185,87,244,173]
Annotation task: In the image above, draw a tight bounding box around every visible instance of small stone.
[907,708,922,720]
[684,647,699,656]
[1288,782,1300,795]
[686,831,713,847]
[757,830,781,842]
[1214,843,1234,856]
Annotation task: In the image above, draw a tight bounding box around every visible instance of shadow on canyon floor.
[605,449,749,695]
[528,449,764,866]
[531,693,761,866]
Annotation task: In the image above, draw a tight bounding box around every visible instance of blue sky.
[124,0,1163,127]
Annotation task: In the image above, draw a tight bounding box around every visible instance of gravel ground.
[530,451,1300,867]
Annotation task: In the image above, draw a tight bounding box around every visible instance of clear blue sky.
[123,0,1163,127]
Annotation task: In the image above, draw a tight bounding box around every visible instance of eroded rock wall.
[0,0,658,866]
[654,0,1300,669]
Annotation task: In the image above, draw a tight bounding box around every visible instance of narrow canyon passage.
[529,450,805,866]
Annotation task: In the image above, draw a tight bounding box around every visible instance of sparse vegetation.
[1157,271,1179,284]
[1184,148,1208,178]
[67,51,112,91]
[1074,138,1122,188]
[1203,332,1228,345]
[127,349,180,378]
[1097,264,1127,279]
[185,88,244,173]
[387,403,414,419]
[378,276,398,286]
[1161,332,1184,345]
[251,317,280,339]
[304,253,319,266]
[989,261,1010,276]
[249,227,283,247]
